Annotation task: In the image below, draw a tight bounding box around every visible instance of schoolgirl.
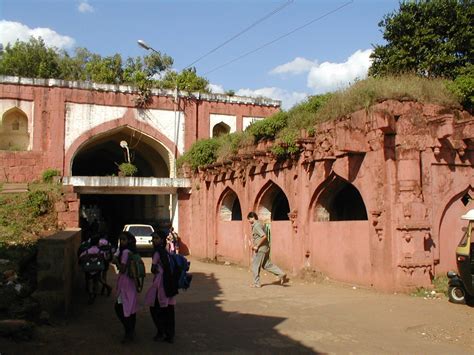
[145,230,178,344]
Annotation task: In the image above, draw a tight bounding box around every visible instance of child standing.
[78,235,104,305]
[113,231,139,344]
[145,230,178,343]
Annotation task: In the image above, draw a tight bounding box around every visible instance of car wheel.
[448,285,466,304]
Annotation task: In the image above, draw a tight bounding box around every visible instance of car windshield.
[128,226,153,237]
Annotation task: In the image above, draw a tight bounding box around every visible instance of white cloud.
[270,57,317,75]
[236,87,307,110]
[78,1,94,13]
[208,83,225,94]
[0,20,75,49]
[307,49,372,94]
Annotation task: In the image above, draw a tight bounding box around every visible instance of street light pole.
[137,39,181,229]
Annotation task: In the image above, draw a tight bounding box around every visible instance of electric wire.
[203,0,354,76]
[183,0,294,70]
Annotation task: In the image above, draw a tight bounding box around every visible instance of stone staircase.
[0,183,29,194]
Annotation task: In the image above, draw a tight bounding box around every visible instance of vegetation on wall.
[178,75,465,171]
[0,183,61,248]
[0,38,210,94]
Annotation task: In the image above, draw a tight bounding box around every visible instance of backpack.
[169,253,192,290]
[127,252,146,292]
[264,223,271,247]
[99,243,113,262]
[79,250,105,273]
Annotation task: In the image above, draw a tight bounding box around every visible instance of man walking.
[247,211,287,288]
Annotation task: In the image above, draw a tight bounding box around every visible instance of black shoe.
[153,332,164,341]
[87,294,96,305]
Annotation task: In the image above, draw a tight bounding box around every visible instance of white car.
[123,224,155,251]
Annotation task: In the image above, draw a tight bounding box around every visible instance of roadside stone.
[0,259,10,265]
[0,319,34,340]
[8,297,41,320]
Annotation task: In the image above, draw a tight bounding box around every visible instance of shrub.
[118,163,138,176]
[27,190,50,217]
[42,168,60,183]
[177,138,221,170]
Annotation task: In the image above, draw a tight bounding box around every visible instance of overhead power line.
[183,0,294,70]
[203,1,354,76]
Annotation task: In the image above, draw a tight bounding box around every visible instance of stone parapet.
[34,229,82,317]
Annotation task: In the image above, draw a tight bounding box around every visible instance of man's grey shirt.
[252,221,269,253]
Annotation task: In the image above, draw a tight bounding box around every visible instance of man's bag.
[80,252,105,273]
[169,253,192,290]
[127,253,146,292]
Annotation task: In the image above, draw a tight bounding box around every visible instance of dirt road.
[1,257,473,354]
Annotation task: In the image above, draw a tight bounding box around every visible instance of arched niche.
[313,174,368,221]
[212,122,231,138]
[218,188,242,221]
[71,126,171,177]
[0,107,29,151]
[256,181,290,221]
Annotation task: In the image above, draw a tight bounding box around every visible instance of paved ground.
[1,257,473,354]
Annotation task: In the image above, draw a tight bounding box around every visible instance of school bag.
[79,250,105,273]
[264,223,272,246]
[98,240,113,262]
[169,253,192,290]
[127,252,146,292]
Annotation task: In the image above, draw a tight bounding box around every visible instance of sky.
[0,0,401,109]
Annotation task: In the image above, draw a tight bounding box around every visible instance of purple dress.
[144,251,176,308]
[116,249,139,317]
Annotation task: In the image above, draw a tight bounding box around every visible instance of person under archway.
[247,211,288,288]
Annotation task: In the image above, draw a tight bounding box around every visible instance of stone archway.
[212,122,231,138]
[254,181,292,270]
[0,107,29,151]
[436,187,474,275]
[308,173,371,286]
[215,188,244,263]
[313,174,368,221]
[69,125,175,241]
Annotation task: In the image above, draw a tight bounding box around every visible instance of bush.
[118,163,138,176]
[27,190,50,217]
[448,64,474,112]
[177,138,221,170]
[42,168,60,183]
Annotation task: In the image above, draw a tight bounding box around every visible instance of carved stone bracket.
[288,209,298,234]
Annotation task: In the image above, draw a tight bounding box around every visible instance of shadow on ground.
[0,266,320,354]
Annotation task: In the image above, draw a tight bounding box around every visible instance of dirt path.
[1,257,473,354]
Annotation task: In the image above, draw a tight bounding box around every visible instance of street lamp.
[120,140,131,163]
[137,39,158,53]
[137,39,182,231]
[137,39,180,176]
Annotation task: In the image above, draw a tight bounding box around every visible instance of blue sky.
[0,0,400,109]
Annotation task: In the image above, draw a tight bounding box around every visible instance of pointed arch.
[217,187,242,221]
[212,122,231,138]
[255,180,290,221]
[0,107,29,151]
[435,185,474,274]
[70,125,172,177]
[65,117,178,176]
[311,173,368,221]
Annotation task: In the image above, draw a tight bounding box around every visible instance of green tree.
[0,37,61,78]
[369,0,473,79]
[161,67,210,92]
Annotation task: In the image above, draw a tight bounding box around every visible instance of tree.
[369,0,473,79]
[161,67,210,93]
[0,37,61,78]
[0,38,210,93]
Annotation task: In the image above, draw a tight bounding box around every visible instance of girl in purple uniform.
[113,231,139,344]
[145,230,178,343]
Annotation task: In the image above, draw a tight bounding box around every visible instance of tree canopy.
[0,37,210,93]
[369,0,473,79]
